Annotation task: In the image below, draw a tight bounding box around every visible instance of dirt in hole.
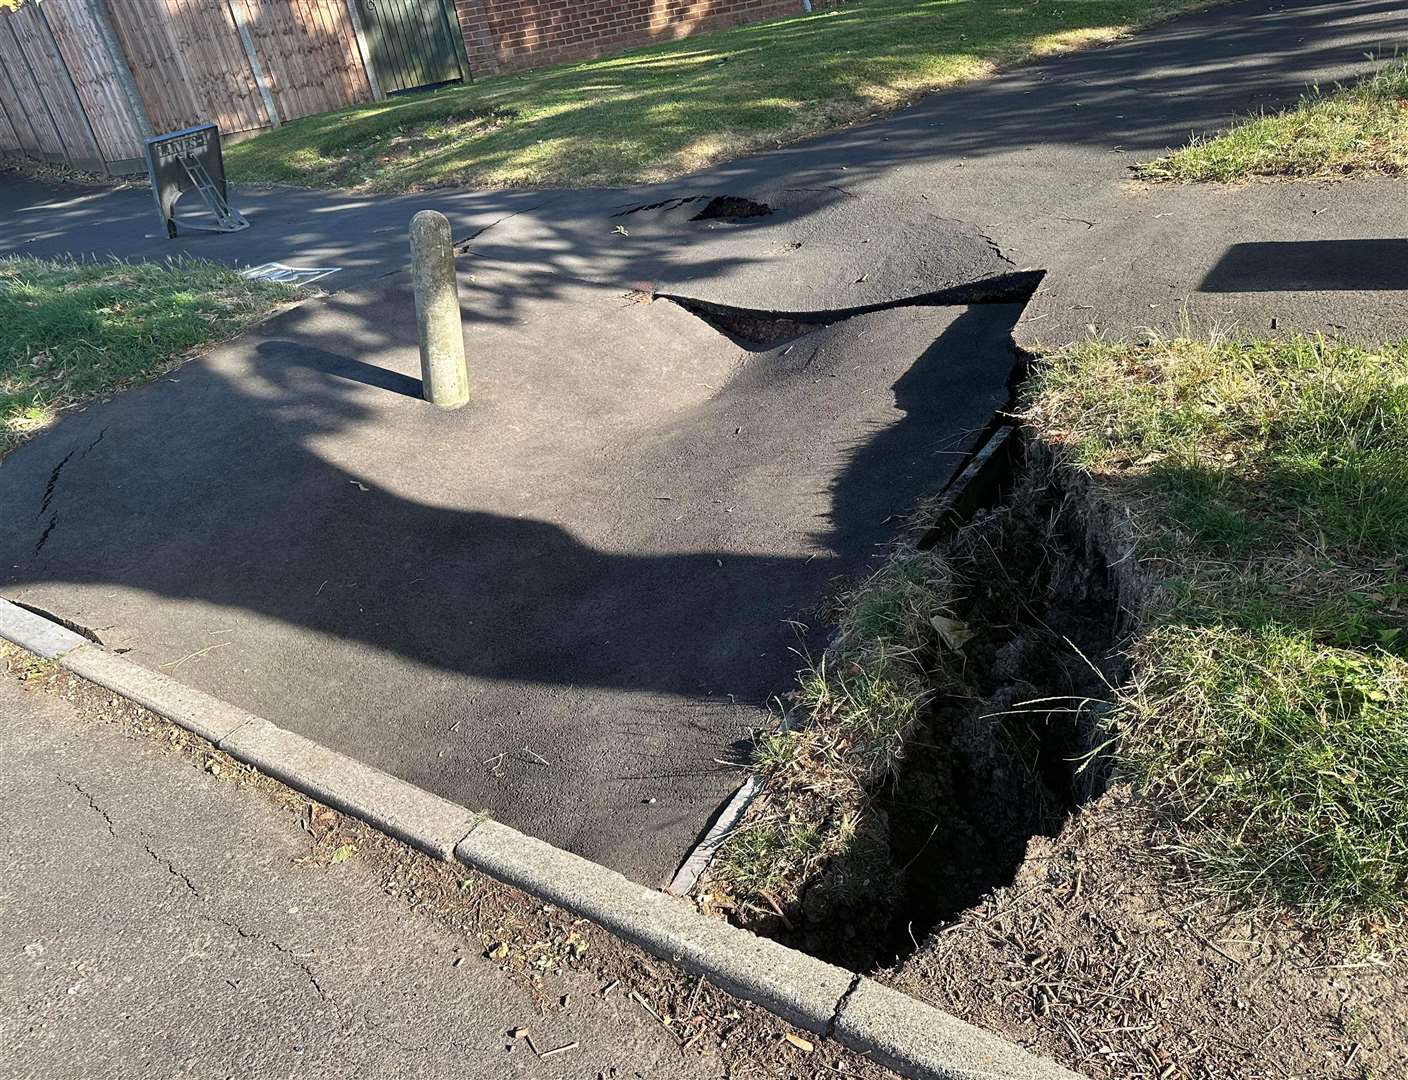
[667,298,825,349]
[797,466,1128,971]
[691,196,773,222]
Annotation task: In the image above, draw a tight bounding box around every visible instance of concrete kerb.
[220,718,481,860]
[0,600,1081,1080]
[0,597,87,659]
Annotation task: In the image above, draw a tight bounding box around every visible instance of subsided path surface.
[1,0,1406,888]
[0,268,1023,884]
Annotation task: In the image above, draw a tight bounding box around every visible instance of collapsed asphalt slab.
[0,256,1021,884]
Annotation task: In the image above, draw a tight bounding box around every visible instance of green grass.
[713,549,954,916]
[1030,336,1408,921]
[228,0,1207,191]
[1136,57,1408,182]
[0,256,295,455]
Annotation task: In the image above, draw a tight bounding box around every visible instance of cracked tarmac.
[0,676,742,1079]
[2,0,1406,891]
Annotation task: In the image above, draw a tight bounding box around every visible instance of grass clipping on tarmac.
[714,335,1408,937]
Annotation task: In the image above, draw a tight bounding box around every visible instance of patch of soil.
[883,787,1407,1080]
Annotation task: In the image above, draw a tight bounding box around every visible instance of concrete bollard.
[410,210,469,409]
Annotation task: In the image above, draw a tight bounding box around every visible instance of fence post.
[225,0,279,128]
[410,210,469,409]
[87,0,153,139]
[343,0,384,101]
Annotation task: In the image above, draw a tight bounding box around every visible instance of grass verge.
[1136,57,1408,182]
[713,334,1408,943]
[0,256,296,457]
[1029,335,1408,922]
[228,0,1207,191]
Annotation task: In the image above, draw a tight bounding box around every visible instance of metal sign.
[240,263,341,286]
[143,123,249,238]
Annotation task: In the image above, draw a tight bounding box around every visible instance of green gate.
[357,0,466,95]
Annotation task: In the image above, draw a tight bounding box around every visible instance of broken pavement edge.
[0,596,1081,1080]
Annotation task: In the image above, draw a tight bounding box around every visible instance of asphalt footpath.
[2,0,1406,887]
[0,254,1021,884]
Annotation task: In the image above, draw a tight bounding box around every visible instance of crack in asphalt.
[33,429,107,557]
[32,515,58,559]
[451,200,554,255]
[59,775,328,1002]
[36,449,76,521]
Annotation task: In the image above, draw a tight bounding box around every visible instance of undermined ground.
[664,260,1138,971]
[700,442,1134,972]
[670,227,1407,1078]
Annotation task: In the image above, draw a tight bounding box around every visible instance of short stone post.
[410,210,469,409]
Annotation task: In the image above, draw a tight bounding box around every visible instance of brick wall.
[452,0,821,77]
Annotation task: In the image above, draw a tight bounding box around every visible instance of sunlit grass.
[1029,336,1408,920]
[228,0,1208,190]
[0,256,294,456]
[1137,56,1408,182]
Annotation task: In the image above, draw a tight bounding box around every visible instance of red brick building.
[452,0,820,76]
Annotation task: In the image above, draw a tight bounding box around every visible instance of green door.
[359,0,465,94]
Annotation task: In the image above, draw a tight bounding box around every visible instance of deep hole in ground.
[788,459,1129,971]
[690,196,773,222]
[609,194,774,221]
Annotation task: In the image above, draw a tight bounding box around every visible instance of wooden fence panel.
[6,3,102,165]
[102,0,199,134]
[0,0,377,168]
[104,0,267,135]
[0,81,24,153]
[41,0,147,164]
[237,0,371,122]
[165,0,269,132]
[0,12,66,159]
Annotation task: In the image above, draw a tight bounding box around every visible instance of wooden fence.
[0,0,390,174]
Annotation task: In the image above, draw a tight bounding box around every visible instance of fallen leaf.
[487,942,510,960]
[931,614,975,651]
[329,843,356,865]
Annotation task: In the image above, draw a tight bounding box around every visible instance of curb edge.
[1,604,1082,1080]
